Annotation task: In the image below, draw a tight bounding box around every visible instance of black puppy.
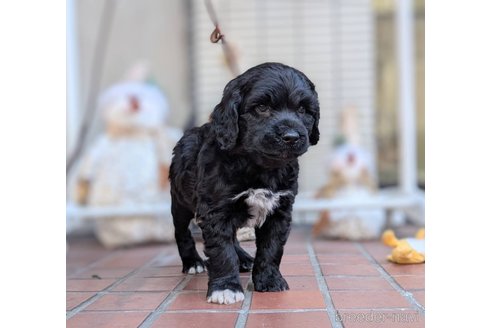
[170,62,320,304]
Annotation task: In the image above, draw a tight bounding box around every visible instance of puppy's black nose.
[282,130,300,144]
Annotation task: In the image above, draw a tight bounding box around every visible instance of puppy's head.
[211,63,320,165]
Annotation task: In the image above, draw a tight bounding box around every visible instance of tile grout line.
[165,308,326,314]
[306,240,344,328]
[66,250,174,320]
[138,274,194,327]
[77,307,419,315]
[234,277,254,328]
[355,243,425,315]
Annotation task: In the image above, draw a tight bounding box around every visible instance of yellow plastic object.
[381,229,425,264]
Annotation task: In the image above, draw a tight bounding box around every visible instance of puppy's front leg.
[253,206,291,292]
[199,216,244,304]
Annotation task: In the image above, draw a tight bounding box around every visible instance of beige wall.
[75,0,191,133]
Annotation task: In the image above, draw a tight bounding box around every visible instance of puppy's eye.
[298,106,306,114]
[256,105,270,115]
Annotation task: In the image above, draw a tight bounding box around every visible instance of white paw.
[187,264,204,275]
[207,289,245,304]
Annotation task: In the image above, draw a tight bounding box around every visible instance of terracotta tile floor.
[67,227,424,327]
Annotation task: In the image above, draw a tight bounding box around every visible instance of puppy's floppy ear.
[210,86,242,150]
[309,87,320,146]
[310,106,320,145]
[298,74,320,145]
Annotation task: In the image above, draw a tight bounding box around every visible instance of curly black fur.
[169,63,320,300]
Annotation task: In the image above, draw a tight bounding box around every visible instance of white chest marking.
[232,189,293,228]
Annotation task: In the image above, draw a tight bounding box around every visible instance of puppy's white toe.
[187,264,205,275]
[207,289,244,304]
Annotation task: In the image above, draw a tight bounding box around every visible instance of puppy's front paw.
[207,277,244,304]
[253,271,289,292]
[207,289,245,304]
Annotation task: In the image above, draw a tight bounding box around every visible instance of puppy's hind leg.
[171,199,205,274]
[234,238,254,272]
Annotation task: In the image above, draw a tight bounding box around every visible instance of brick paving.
[67,227,424,327]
